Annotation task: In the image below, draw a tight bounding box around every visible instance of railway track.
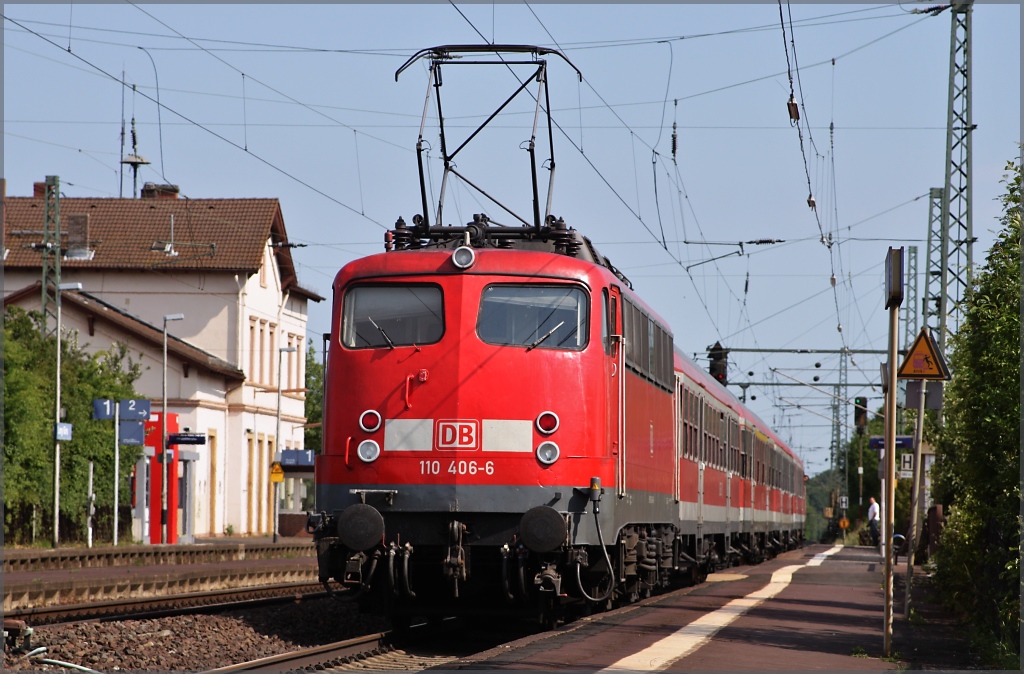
[209,617,540,672]
[5,582,328,626]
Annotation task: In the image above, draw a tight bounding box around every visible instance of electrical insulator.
[837,323,843,333]
[807,194,816,210]
[830,273,836,287]
[671,124,678,161]
[787,94,800,122]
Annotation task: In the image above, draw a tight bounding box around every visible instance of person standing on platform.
[868,496,880,548]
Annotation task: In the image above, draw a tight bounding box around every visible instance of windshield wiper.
[526,321,565,351]
[367,316,395,350]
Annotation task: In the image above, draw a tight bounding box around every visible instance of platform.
[448,543,975,671]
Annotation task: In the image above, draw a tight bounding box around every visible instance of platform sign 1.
[119,421,145,446]
[119,399,151,420]
[92,399,115,420]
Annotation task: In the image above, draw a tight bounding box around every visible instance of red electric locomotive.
[308,45,804,627]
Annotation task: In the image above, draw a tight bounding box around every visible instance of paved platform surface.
[447,544,978,671]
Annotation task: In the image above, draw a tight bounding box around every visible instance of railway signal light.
[854,396,868,435]
[708,341,728,386]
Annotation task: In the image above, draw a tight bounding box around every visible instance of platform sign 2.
[119,399,151,420]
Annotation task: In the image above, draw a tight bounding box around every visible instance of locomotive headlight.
[535,411,559,435]
[357,439,381,463]
[536,441,560,465]
[452,246,476,270]
[359,409,382,433]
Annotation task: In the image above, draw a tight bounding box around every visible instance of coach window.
[342,284,444,348]
[477,284,588,350]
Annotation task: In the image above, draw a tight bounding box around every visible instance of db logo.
[436,420,479,450]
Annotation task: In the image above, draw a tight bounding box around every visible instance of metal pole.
[87,461,94,549]
[275,346,296,544]
[275,348,283,544]
[53,291,63,548]
[160,313,184,544]
[904,380,927,617]
[162,320,169,544]
[114,401,120,546]
[858,433,864,526]
[883,305,899,657]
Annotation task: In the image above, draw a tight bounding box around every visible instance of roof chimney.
[65,214,95,260]
[141,183,180,199]
[34,182,46,198]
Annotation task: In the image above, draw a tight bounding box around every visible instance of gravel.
[4,598,390,671]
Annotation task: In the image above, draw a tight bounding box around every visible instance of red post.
[145,413,180,544]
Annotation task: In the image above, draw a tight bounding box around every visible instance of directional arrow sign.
[119,399,151,420]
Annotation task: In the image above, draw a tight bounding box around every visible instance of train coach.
[306,45,804,628]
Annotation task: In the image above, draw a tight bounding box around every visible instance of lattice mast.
[41,175,61,335]
[938,0,974,353]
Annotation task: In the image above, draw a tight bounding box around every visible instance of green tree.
[4,307,143,545]
[930,155,1020,664]
[304,338,323,453]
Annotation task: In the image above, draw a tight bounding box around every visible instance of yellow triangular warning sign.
[897,328,950,380]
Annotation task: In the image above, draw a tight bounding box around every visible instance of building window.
[249,319,257,383]
[269,324,277,386]
[259,321,267,384]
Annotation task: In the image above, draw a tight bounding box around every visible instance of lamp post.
[275,346,297,543]
[52,282,82,548]
[161,313,184,545]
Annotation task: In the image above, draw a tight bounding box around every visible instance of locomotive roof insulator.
[565,228,581,258]
[392,216,413,251]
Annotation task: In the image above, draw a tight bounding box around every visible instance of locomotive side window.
[477,285,588,350]
[601,289,610,355]
[342,285,444,349]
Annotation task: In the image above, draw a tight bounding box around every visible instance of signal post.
[882,247,903,658]
[897,327,950,618]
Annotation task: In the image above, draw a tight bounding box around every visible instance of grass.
[850,646,869,658]
[907,607,926,626]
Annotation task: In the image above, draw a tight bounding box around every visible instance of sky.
[4,3,1021,477]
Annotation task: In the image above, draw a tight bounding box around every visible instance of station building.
[3,180,323,541]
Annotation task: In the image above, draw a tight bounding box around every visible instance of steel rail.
[206,631,391,672]
[6,582,327,626]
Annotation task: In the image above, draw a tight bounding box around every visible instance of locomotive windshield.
[477,285,588,350]
[342,285,444,348]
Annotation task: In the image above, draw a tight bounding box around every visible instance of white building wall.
[6,238,312,541]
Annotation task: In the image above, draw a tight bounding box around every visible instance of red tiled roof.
[3,196,323,301]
